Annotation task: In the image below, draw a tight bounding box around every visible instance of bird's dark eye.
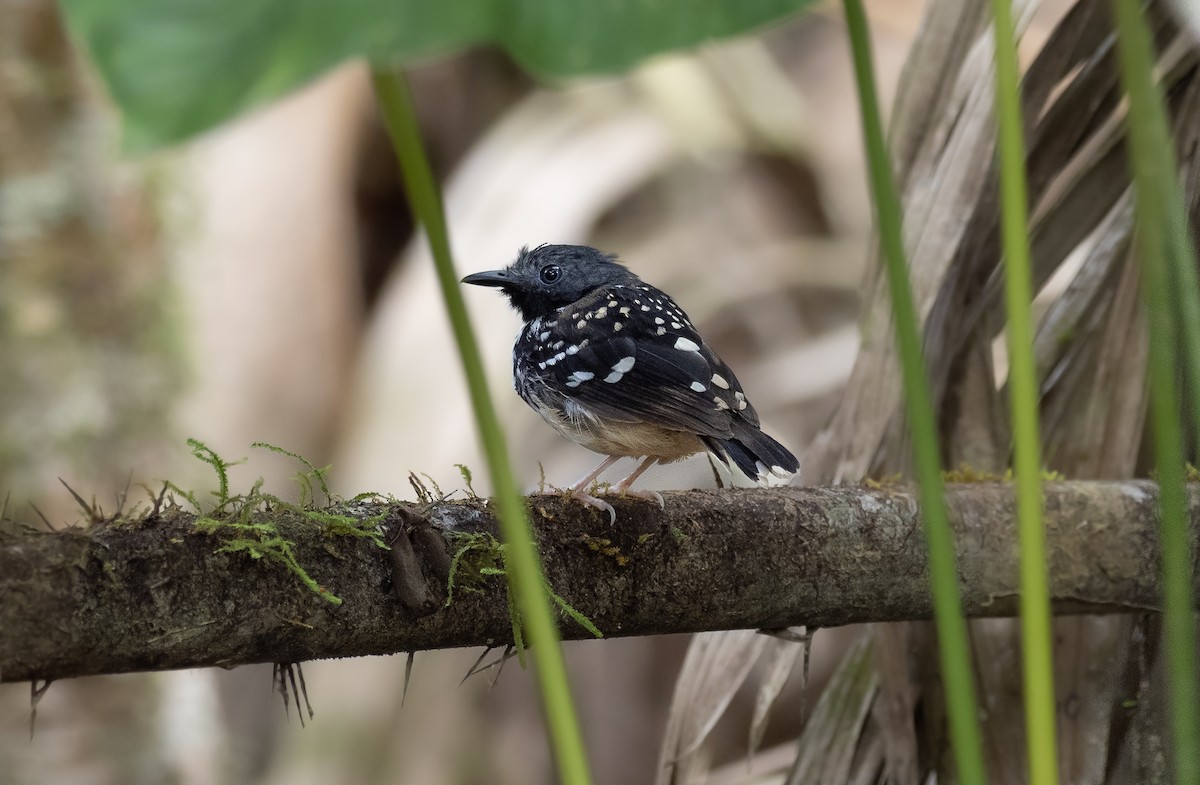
[539,264,562,284]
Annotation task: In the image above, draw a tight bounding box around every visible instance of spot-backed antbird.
[463,244,799,522]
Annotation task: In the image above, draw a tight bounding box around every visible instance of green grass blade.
[369,65,593,785]
[1165,178,1200,448]
[841,3,986,782]
[1111,2,1200,781]
[988,2,1059,783]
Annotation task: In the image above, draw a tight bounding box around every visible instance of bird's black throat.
[503,288,561,323]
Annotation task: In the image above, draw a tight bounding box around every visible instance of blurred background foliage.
[5,0,1184,783]
[60,0,820,150]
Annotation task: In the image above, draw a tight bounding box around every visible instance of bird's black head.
[462,244,640,322]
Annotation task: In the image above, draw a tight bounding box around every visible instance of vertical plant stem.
[369,65,593,785]
[841,3,986,783]
[1111,2,1200,781]
[1167,205,1200,448]
[988,3,1059,783]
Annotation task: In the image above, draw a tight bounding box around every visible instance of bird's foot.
[570,488,617,525]
[614,486,665,510]
[567,454,665,521]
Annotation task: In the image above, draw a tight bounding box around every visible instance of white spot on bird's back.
[603,356,635,383]
[613,322,623,331]
[690,381,706,392]
[674,337,700,352]
[566,344,580,355]
[654,317,664,324]
[711,373,729,389]
[565,370,595,388]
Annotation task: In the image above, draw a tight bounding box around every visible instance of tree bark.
[0,481,1185,683]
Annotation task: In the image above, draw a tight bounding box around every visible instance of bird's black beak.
[461,269,511,288]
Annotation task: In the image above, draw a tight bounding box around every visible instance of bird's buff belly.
[532,396,704,461]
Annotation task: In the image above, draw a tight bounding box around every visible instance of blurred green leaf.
[60,0,815,150]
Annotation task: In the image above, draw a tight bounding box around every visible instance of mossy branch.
[1,481,1194,684]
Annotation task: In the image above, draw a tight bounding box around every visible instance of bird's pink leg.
[613,456,664,509]
[569,455,623,523]
[570,455,623,494]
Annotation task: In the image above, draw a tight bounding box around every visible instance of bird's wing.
[533,285,760,438]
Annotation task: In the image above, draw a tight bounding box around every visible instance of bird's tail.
[702,420,799,484]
